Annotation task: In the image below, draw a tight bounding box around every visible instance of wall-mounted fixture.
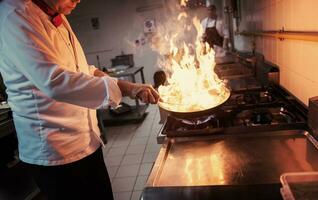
[91,17,100,30]
[144,20,156,33]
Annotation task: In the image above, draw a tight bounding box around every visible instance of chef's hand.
[117,80,160,104]
[137,85,160,104]
[132,84,160,104]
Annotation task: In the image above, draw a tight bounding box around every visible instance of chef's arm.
[2,15,121,109]
[200,20,207,42]
[91,68,159,104]
[223,38,229,50]
[222,21,230,50]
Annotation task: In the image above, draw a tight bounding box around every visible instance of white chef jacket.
[0,0,122,166]
[201,17,229,58]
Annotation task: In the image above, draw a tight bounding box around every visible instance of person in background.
[0,0,159,199]
[201,4,230,58]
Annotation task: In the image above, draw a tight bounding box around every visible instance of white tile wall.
[236,0,318,105]
[67,0,166,85]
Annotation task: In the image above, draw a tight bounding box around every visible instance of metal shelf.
[98,105,148,127]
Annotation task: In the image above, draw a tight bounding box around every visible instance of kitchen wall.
[234,0,318,105]
[68,0,163,84]
[68,0,208,84]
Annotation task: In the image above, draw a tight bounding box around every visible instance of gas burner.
[165,115,220,132]
[179,115,216,126]
[271,107,296,124]
[251,109,273,125]
[235,93,255,105]
[234,109,273,126]
[259,91,273,103]
[234,91,274,105]
[234,107,298,127]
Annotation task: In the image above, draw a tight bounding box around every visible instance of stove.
[158,84,308,141]
[148,84,317,200]
[146,53,318,200]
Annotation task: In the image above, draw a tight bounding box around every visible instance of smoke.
[122,0,207,72]
[146,0,207,74]
[149,2,201,55]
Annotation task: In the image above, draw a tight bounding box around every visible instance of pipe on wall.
[239,30,318,43]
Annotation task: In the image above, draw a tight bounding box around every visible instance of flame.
[158,15,230,113]
[180,0,188,7]
[177,12,188,21]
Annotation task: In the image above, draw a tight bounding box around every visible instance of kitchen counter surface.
[143,130,318,200]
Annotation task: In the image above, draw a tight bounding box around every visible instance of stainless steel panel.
[268,71,279,85]
[215,63,253,79]
[148,130,318,187]
[309,97,318,137]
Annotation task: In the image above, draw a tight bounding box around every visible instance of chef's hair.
[207,4,217,10]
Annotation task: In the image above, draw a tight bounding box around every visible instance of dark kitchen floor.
[102,105,162,200]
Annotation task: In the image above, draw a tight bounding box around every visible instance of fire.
[180,0,188,7]
[158,14,230,113]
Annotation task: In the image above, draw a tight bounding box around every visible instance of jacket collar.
[31,0,63,27]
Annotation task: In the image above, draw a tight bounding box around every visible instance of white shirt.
[0,0,122,166]
[201,17,229,58]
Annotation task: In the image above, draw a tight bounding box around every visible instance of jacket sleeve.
[1,13,121,109]
[88,65,98,76]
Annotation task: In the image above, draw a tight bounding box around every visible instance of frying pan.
[158,87,231,119]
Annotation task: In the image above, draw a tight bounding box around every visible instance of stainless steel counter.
[144,130,318,200]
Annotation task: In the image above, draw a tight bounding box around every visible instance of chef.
[201,4,230,58]
[0,0,159,199]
